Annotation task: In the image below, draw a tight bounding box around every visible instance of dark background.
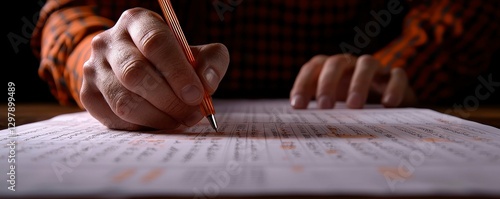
[3,1,499,106]
[4,1,56,103]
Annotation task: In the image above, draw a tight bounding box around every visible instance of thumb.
[190,43,230,94]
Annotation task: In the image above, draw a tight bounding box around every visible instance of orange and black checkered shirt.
[31,0,500,108]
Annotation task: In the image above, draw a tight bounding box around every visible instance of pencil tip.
[207,114,218,132]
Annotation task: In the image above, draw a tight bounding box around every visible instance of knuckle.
[120,8,167,55]
[357,54,377,67]
[310,54,328,63]
[327,54,351,66]
[392,67,408,81]
[300,62,316,71]
[358,54,373,60]
[137,24,170,55]
[113,93,135,119]
[82,60,97,79]
[90,33,108,51]
[121,7,149,22]
[120,59,147,89]
[302,55,326,70]
[392,67,405,74]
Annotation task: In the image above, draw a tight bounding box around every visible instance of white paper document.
[1,99,500,197]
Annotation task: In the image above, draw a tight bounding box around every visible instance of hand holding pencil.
[80,6,229,131]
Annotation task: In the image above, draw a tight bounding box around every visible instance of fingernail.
[181,84,202,104]
[317,95,333,109]
[184,111,202,126]
[204,67,219,90]
[291,95,307,109]
[347,92,363,108]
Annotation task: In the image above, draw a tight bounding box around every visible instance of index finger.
[316,54,357,109]
[290,55,328,109]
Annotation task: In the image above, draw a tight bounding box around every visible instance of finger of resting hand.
[316,54,356,109]
[121,8,204,105]
[347,55,380,109]
[382,67,407,107]
[290,55,328,109]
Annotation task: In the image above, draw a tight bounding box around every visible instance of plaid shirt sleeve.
[31,0,499,107]
[31,0,158,108]
[373,0,500,103]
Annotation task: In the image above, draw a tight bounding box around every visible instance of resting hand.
[80,8,229,130]
[290,54,416,109]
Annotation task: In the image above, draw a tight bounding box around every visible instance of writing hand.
[80,8,229,130]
